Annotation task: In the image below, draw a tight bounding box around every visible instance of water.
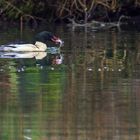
[0,25,140,140]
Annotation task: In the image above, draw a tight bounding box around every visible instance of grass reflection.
[0,59,65,140]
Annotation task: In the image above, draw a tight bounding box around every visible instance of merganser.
[0,31,63,52]
[0,47,61,60]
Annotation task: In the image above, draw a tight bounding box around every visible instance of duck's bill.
[56,39,64,47]
[51,36,64,47]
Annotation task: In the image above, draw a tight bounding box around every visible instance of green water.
[0,25,139,140]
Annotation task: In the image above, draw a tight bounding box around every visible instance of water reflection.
[0,28,140,140]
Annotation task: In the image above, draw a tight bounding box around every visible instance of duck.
[0,31,63,52]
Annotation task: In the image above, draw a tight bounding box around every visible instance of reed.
[0,0,139,22]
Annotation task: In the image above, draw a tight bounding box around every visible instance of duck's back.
[35,31,52,43]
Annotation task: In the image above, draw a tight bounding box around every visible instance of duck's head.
[35,31,63,46]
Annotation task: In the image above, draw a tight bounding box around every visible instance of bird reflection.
[0,47,63,73]
[52,54,63,65]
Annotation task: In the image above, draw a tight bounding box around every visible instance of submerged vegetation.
[0,0,140,24]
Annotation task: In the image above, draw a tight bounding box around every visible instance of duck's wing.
[0,44,23,51]
[0,43,36,52]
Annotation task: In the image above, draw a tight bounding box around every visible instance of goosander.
[0,47,61,60]
[0,31,63,52]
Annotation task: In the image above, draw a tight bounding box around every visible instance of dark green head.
[35,31,63,45]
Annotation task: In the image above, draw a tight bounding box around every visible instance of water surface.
[0,25,140,140]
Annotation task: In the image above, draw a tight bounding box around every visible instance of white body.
[1,41,47,52]
[0,52,47,59]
